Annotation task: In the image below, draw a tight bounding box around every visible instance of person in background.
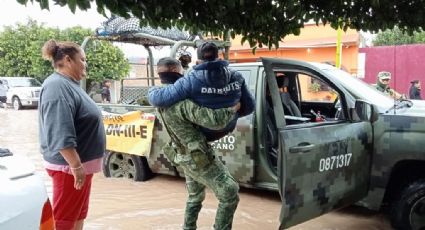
[373,71,404,99]
[179,51,192,75]
[409,79,422,99]
[0,80,7,108]
[154,57,241,230]
[39,39,106,230]
[101,80,112,103]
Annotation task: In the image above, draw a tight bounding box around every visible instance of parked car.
[0,77,42,110]
[0,80,6,108]
[0,148,54,230]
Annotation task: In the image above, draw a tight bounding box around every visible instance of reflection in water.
[0,109,392,230]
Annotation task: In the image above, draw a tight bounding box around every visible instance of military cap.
[377,71,391,80]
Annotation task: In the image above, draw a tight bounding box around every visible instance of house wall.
[231,46,358,74]
[228,24,360,74]
[359,44,425,97]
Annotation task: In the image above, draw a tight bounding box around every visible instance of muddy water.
[0,109,393,230]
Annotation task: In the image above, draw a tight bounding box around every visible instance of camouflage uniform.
[373,71,400,98]
[374,82,395,96]
[157,99,240,230]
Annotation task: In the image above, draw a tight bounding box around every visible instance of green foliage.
[18,0,425,48]
[0,19,129,82]
[374,26,425,46]
[0,20,51,81]
[85,40,130,82]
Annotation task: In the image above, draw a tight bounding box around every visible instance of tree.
[0,20,55,80]
[0,19,129,82]
[374,26,425,46]
[85,40,130,82]
[18,0,425,48]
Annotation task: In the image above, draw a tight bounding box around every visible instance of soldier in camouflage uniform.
[373,71,404,99]
[153,57,240,230]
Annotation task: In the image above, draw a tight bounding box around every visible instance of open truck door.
[261,57,374,229]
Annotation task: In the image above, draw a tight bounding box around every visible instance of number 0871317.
[319,153,352,172]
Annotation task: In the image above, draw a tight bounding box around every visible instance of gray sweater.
[38,72,105,165]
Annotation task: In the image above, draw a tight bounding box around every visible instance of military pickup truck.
[98,57,425,230]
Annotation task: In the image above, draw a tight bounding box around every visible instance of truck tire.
[391,180,425,230]
[12,97,22,110]
[103,151,153,181]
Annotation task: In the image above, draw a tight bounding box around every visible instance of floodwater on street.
[0,109,393,230]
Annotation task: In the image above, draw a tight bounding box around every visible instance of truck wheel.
[102,151,112,178]
[12,97,22,110]
[103,151,153,181]
[391,180,425,230]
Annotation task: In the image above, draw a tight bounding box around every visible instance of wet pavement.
[0,109,393,230]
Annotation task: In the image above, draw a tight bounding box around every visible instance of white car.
[0,77,42,110]
[0,148,54,230]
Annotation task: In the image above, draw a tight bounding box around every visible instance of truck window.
[235,69,253,88]
[295,73,342,122]
[298,74,337,103]
[265,71,343,127]
[237,70,251,83]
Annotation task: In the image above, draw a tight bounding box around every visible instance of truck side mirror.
[353,100,379,123]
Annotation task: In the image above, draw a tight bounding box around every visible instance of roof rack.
[80,17,231,89]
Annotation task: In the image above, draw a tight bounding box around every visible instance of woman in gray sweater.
[39,39,105,230]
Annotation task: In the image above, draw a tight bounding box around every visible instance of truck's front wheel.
[391,180,425,230]
[103,151,153,181]
[12,97,22,110]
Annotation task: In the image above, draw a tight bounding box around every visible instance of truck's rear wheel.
[391,180,425,230]
[103,151,153,181]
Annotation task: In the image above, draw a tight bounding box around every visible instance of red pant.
[47,169,93,230]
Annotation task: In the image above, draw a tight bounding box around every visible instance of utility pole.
[335,24,342,69]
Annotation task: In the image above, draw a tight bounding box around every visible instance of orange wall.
[230,46,358,74]
[283,24,358,42]
[229,24,359,74]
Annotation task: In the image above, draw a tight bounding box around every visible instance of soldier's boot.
[183,175,206,230]
[212,175,240,230]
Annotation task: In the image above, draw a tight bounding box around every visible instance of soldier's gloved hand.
[232,102,241,112]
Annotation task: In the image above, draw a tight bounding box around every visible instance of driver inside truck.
[275,72,302,118]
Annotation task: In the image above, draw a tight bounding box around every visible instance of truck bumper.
[21,99,39,107]
[7,98,39,107]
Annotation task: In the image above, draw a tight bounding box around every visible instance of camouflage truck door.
[262,58,373,229]
[211,66,257,186]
